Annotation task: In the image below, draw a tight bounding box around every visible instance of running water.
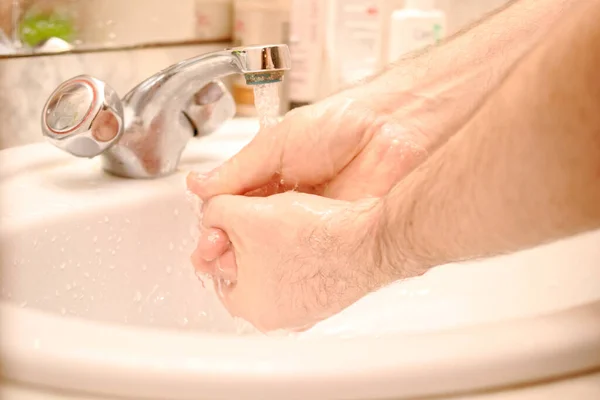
[253,83,281,128]
[253,82,299,192]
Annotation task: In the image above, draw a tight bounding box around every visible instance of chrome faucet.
[40,44,291,178]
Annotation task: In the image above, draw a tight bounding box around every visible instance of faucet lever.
[41,75,124,158]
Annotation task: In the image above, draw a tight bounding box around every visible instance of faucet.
[40,44,291,178]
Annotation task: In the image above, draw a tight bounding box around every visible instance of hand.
[187,88,429,203]
[191,192,392,332]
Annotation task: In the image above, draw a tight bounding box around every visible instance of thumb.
[186,129,281,200]
[202,195,257,238]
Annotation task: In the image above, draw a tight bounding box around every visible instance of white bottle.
[288,0,327,109]
[387,0,446,64]
[325,0,384,93]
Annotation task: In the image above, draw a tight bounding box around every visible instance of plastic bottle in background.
[287,0,327,110]
[386,0,446,64]
[377,0,406,69]
[232,0,291,117]
[324,0,383,94]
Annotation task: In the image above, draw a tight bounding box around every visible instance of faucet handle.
[185,80,236,138]
[42,75,124,158]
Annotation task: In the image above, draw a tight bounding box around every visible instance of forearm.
[364,0,579,149]
[378,1,600,274]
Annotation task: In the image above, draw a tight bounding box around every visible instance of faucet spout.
[41,44,291,179]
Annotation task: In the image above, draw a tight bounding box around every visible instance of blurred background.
[0,0,509,149]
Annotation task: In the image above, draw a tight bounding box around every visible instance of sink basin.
[1,118,600,400]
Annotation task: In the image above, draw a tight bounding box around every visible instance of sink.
[1,118,600,400]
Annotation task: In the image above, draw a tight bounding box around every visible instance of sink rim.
[1,118,600,399]
[2,300,600,400]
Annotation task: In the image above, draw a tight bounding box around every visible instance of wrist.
[375,183,435,281]
[358,196,429,285]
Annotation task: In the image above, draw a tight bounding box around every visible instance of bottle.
[325,0,383,93]
[386,0,446,64]
[287,0,327,109]
[232,0,291,117]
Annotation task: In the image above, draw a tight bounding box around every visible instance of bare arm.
[376,1,600,275]
[357,0,579,150]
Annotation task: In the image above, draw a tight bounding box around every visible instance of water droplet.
[90,295,95,301]
[125,218,131,224]
[182,238,188,246]
[33,239,38,248]
[166,265,173,274]
[20,301,27,307]
[60,247,65,253]
[95,248,101,254]
[110,249,116,255]
[65,284,72,291]
[104,216,109,223]
[60,307,66,315]
[59,262,66,270]
[84,272,90,278]
[169,242,174,251]
[72,281,77,288]
[109,264,116,270]
[142,264,148,271]
[173,208,180,216]
[55,290,60,296]
[116,237,122,243]
[51,236,57,242]
[72,293,78,299]
[93,236,98,243]
[180,317,189,327]
[85,226,91,231]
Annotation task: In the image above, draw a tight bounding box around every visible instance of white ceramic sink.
[1,118,600,400]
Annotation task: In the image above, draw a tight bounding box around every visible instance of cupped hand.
[190,192,394,332]
[187,89,429,203]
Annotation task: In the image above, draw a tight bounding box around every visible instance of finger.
[202,195,257,234]
[196,226,230,261]
[190,246,215,275]
[191,246,237,282]
[186,131,281,200]
[214,248,237,283]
